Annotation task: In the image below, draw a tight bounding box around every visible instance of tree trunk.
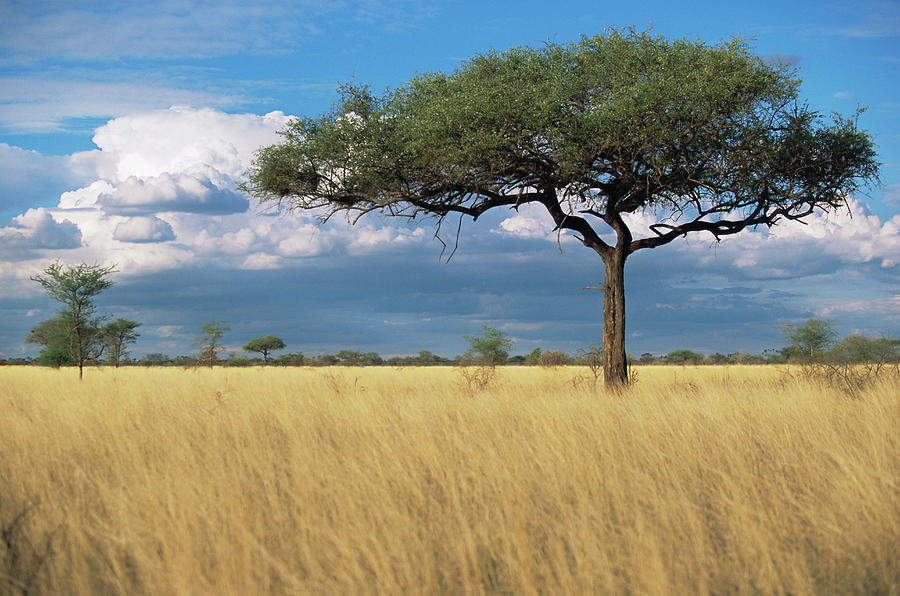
[76,327,84,380]
[601,251,629,389]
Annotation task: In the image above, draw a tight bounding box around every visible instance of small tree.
[577,344,604,388]
[243,335,286,365]
[414,350,448,366]
[140,353,171,366]
[462,326,513,367]
[30,261,116,379]
[799,334,900,396]
[525,347,543,366]
[224,352,255,367]
[780,319,837,361]
[310,354,339,366]
[198,321,230,368]
[100,318,141,367]
[832,335,900,364]
[665,349,705,365]
[708,353,730,365]
[335,350,383,366]
[456,326,513,393]
[26,316,76,367]
[274,352,306,366]
[538,350,572,367]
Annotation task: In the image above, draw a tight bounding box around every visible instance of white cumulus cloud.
[89,106,291,183]
[114,216,176,243]
[0,104,436,288]
[98,173,248,216]
[497,214,553,239]
[0,107,300,273]
[0,208,82,252]
[495,204,555,239]
[496,198,900,276]
[714,198,900,274]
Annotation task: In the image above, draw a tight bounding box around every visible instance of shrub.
[790,334,900,397]
[537,350,572,368]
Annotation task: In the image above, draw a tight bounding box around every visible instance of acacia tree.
[243,30,878,388]
[780,318,838,360]
[26,315,78,367]
[31,261,116,379]
[101,318,142,367]
[198,321,230,368]
[783,318,840,360]
[462,325,513,367]
[243,335,285,365]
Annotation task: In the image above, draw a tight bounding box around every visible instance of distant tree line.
[8,319,899,369]
[13,320,896,369]
[11,267,898,374]
[79,349,457,368]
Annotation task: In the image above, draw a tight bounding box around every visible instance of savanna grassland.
[1,365,898,595]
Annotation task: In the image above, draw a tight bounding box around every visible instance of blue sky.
[1,0,898,360]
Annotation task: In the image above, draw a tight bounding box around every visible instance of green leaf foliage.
[664,349,705,365]
[462,326,513,367]
[34,343,76,367]
[30,261,116,377]
[243,335,287,365]
[198,321,230,367]
[829,334,900,365]
[100,318,141,367]
[27,317,79,367]
[335,350,384,366]
[780,319,838,359]
[31,261,116,316]
[245,29,877,248]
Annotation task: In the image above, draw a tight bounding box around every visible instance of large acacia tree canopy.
[245,30,878,258]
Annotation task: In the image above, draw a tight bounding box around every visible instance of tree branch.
[538,190,611,255]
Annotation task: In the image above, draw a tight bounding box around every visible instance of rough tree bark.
[601,251,629,388]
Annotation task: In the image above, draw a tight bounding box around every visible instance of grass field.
[1,365,898,595]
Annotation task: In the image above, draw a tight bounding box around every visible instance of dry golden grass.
[1,365,898,595]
